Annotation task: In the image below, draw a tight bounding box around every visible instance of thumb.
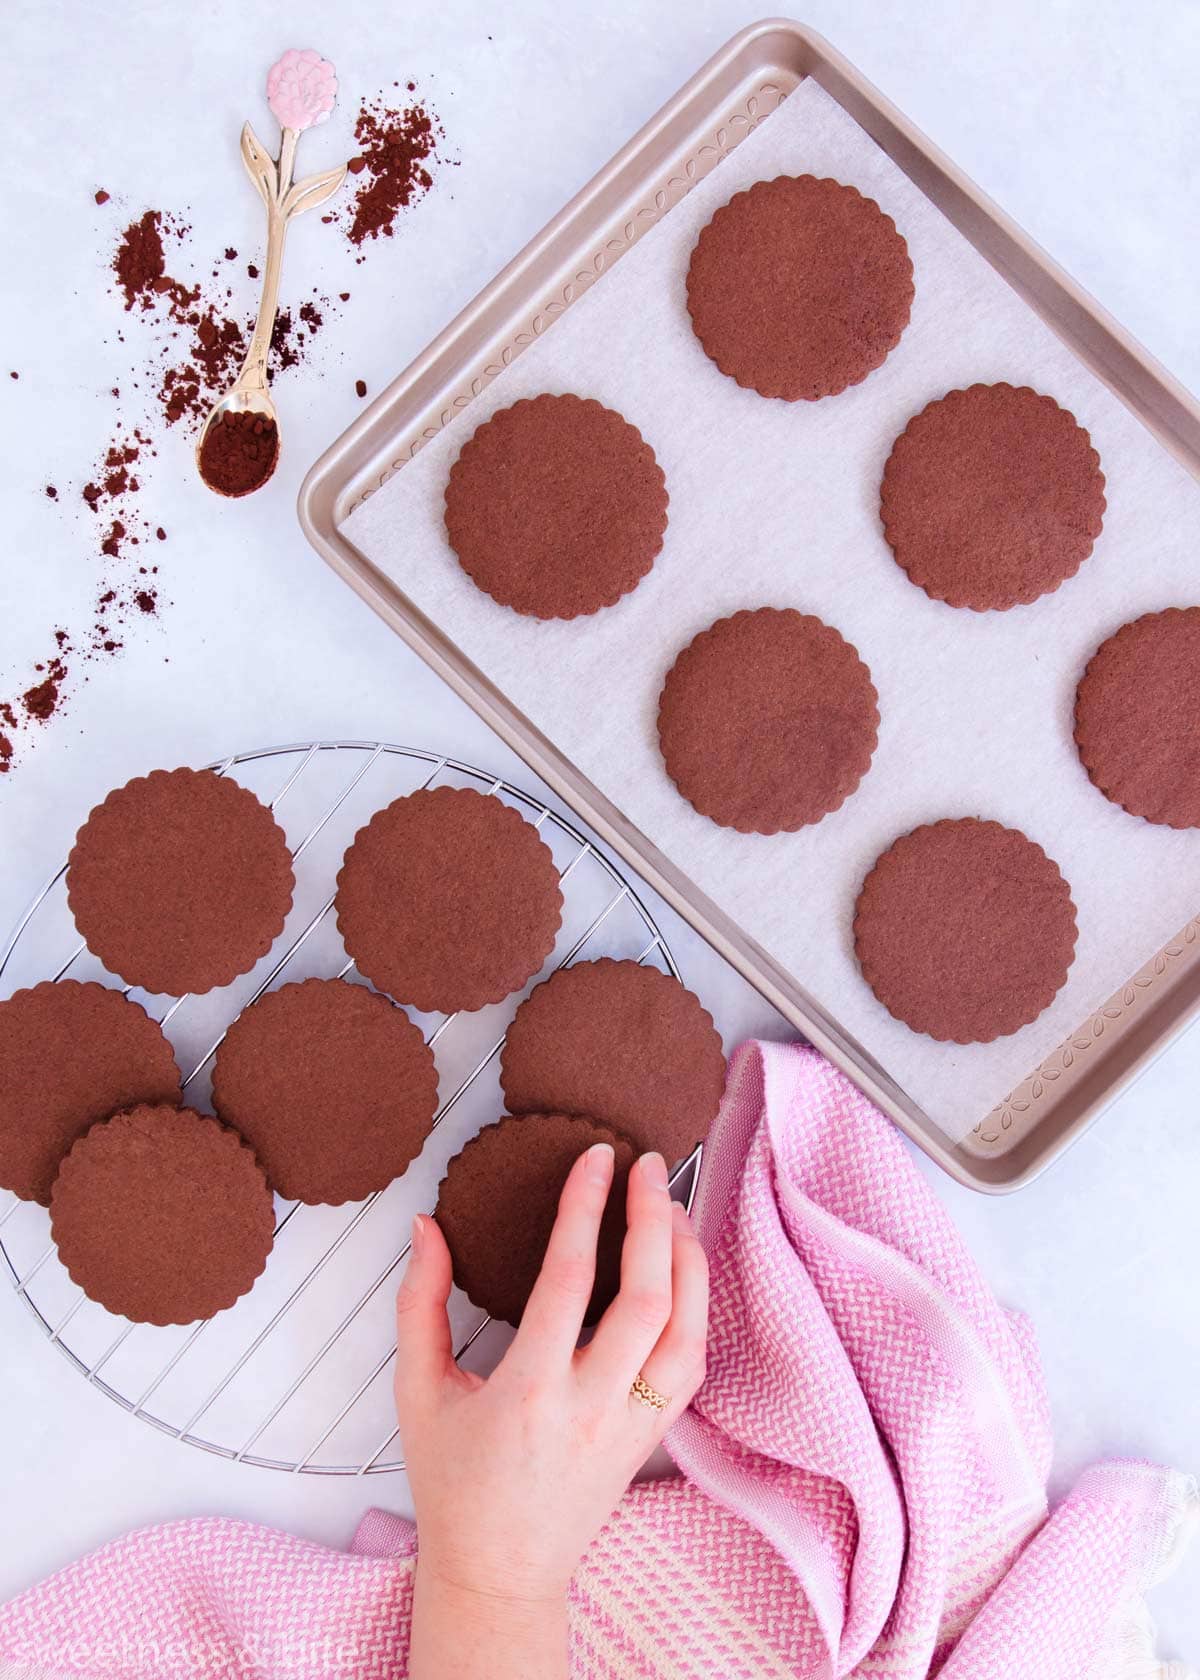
[395,1213,456,1399]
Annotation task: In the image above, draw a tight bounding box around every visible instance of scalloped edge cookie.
[212,977,439,1205]
[1074,607,1200,828]
[336,785,564,1013]
[657,607,880,834]
[67,768,294,996]
[853,817,1077,1043]
[880,383,1106,611]
[50,1104,274,1325]
[444,393,668,619]
[435,1111,636,1327]
[0,980,182,1204]
[686,175,914,401]
[500,957,726,1161]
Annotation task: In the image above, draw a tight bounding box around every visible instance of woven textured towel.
[0,1041,1194,1679]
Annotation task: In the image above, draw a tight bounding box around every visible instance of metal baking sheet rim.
[297,17,1200,1192]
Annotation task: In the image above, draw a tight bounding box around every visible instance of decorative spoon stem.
[196,50,346,497]
[238,127,298,395]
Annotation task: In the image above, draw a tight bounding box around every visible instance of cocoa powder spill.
[3,81,451,774]
[331,91,452,258]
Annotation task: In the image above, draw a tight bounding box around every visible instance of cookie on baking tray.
[500,958,725,1163]
[444,393,669,619]
[1074,607,1200,829]
[434,1111,635,1328]
[880,384,1106,610]
[66,767,294,996]
[0,980,181,1205]
[685,175,914,401]
[212,977,439,1204]
[49,1103,275,1325]
[335,785,563,1013]
[657,607,879,834]
[853,818,1077,1044]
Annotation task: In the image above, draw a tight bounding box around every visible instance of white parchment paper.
[344,78,1200,1142]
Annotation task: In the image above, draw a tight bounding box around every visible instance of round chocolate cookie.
[50,1104,275,1325]
[336,786,563,1013]
[853,818,1077,1043]
[880,384,1106,610]
[500,958,725,1162]
[657,608,880,833]
[0,980,182,1205]
[435,1112,635,1328]
[1074,608,1200,828]
[685,175,913,401]
[444,394,669,619]
[212,978,439,1204]
[67,768,294,996]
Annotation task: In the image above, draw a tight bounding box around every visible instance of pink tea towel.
[0,1041,1194,1678]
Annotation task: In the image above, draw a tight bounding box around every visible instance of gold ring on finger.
[630,1371,669,1414]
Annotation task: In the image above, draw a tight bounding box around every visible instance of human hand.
[395,1143,708,1677]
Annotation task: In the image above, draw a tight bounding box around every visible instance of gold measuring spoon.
[197,49,347,497]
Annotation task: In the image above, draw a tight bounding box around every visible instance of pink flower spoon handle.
[196,49,347,494]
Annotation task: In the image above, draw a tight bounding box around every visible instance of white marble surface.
[1,0,1197,1658]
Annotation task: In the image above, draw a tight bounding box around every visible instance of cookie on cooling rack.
[67,767,294,996]
[686,175,913,401]
[0,980,182,1205]
[50,1104,275,1325]
[212,978,439,1204]
[853,818,1077,1043]
[657,608,880,833]
[500,959,726,1162]
[435,1112,635,1328]
[335,785,563,1013]
[444,394,669,619]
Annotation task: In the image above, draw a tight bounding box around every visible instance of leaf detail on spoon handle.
[240,122,278,209]
[231,108,346,397]
[281,163,348,222]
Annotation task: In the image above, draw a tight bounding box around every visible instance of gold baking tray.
[297,18,1200,1192]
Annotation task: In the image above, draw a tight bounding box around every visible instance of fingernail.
[640,1151,668,1190]
[586,1142,615,1184]
[671,1200,691,1231]
[410,1214,425,1257]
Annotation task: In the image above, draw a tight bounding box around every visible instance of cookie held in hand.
[435,1111,635,1328]
[501,958,725,1162]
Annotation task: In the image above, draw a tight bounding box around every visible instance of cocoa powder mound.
[113,210,198,316]
[198,410,279,497]
[22,657,68,721]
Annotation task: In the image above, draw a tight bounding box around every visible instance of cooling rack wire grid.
[0,741,698,1475]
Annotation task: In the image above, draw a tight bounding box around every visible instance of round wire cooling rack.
[0,740,698,1476]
